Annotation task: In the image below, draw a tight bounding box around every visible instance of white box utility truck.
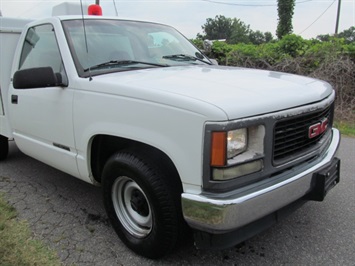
[0,3,341,259]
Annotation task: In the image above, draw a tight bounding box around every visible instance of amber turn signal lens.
[211,132,227,167]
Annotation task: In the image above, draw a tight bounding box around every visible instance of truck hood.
[93,65,333,120]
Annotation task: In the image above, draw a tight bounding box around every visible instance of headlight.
[227,128,247,159]
[210,128,249,167]
[210,125,265,180]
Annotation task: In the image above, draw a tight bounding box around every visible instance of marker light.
[211,132,227,167]
[88,4,102,16]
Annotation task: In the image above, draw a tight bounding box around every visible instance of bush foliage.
[199,34,355,122]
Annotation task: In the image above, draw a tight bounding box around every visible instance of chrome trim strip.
[182,129,340,233]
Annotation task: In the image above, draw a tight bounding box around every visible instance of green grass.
[0,194,61,266]
[334,120,355,137]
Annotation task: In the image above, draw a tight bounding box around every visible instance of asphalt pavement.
[0,137,354,265]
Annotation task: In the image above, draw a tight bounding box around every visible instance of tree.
[249,30,274,45]
[228,18,251,44]
[198,16,274,45]
[338,26,355,44]
[316,34,331,42]
[264,32,274,43]
[199,16,269,45]
[316,27,355,44]
[276,0,295,39]
[201,15,234,41]
[248,30,265,45]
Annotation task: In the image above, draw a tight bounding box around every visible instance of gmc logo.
[308,118,329,139]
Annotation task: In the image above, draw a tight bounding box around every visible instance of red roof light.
[88,4,102,16]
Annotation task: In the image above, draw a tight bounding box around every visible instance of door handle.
[11,95,18,104]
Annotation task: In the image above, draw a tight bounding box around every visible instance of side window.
[19,24,64,73]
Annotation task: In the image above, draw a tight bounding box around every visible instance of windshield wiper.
[84,60,169,72]
[162,54,212,65]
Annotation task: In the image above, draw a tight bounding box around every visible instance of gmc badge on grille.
[308,118,329,139]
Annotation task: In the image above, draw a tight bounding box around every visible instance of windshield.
[62,19,211,77]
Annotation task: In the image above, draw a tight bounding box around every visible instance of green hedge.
[209,35,355,70]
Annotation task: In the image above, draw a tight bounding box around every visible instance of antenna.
[113,0,118,16]
[80,0,89,54]
[80,0,93,81]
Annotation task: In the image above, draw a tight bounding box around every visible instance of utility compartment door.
[0,21,24,136]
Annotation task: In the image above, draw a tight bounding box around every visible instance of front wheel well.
[90,135,181,188]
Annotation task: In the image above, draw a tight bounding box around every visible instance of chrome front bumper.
[181,129,341,234]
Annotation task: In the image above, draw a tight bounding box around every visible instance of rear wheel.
[102,151,183,259]
[0,135,8,161]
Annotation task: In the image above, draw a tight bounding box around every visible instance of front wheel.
[0,135,8,161]
[102,151,183,259]
[112,175,153,238]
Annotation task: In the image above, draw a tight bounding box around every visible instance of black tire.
[0,135,8,161]
[102,151,183,259]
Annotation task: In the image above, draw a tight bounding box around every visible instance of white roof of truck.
[0,17,33,33]
[52,2,88,16]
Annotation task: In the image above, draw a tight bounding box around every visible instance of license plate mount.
[309,157,340,202]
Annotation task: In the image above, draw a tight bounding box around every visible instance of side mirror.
[13,67,67,89]
[203,40,213,54]
[209,58,218,65]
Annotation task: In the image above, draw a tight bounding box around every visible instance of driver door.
[9,23,78,177]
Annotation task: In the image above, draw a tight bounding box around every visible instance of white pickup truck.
[0,8,340,259]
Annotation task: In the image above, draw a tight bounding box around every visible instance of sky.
[0,0,354,40]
